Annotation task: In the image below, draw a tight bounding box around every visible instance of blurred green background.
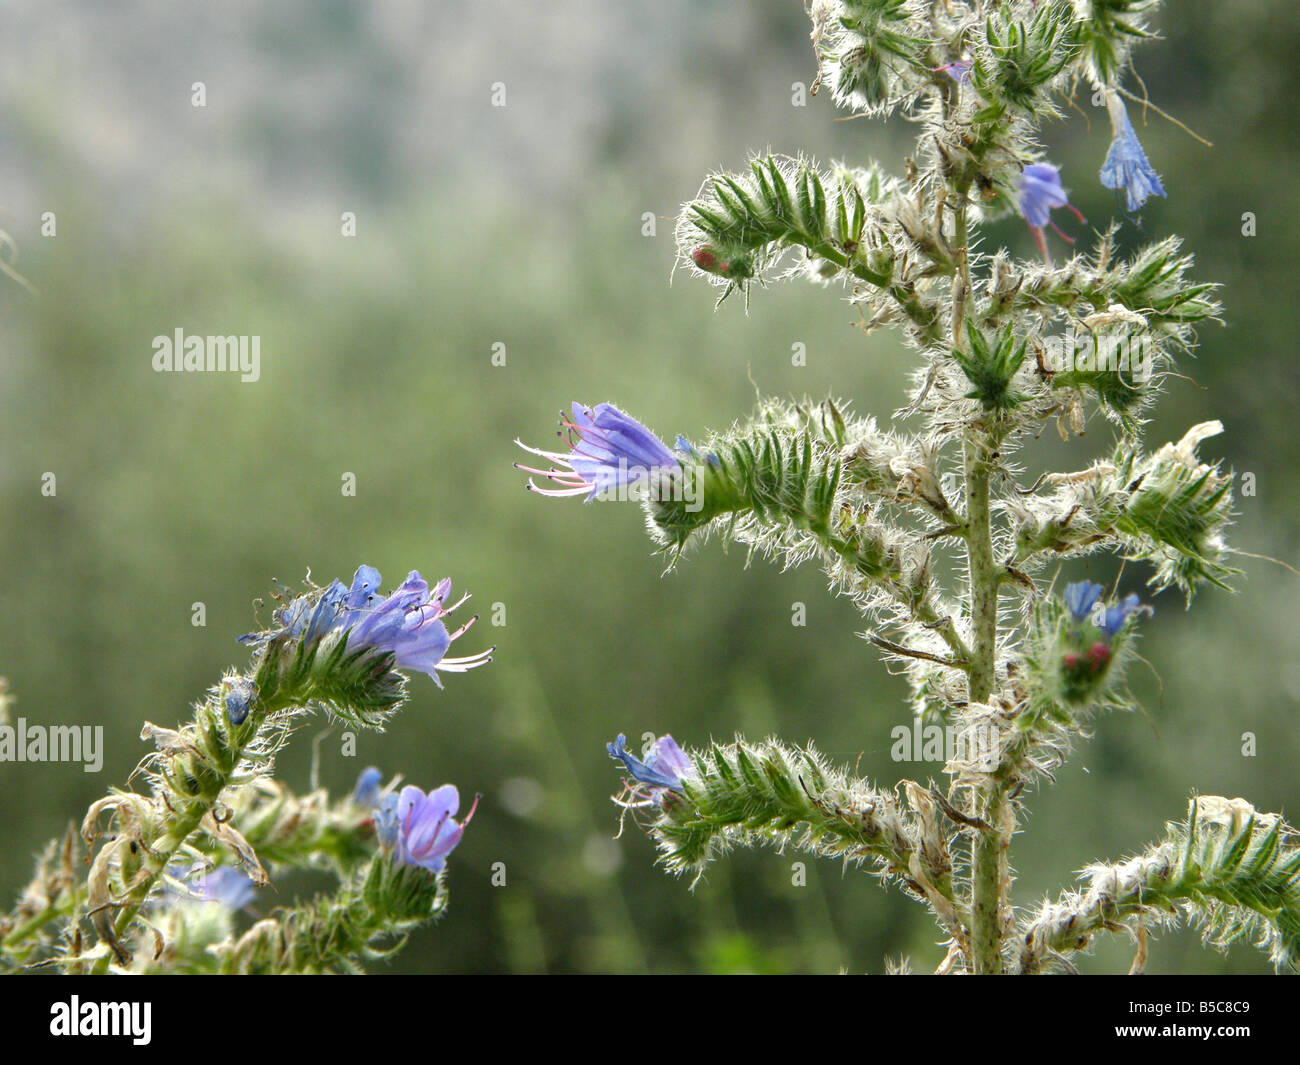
[0,1,1297,973]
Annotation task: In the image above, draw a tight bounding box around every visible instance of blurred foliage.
[0,0,1297,973]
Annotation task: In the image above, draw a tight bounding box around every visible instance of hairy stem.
[951,188,971,340]
[964,433,1007,973]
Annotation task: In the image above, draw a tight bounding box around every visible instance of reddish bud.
[1085,642,1111,672]
[691,245,730,275]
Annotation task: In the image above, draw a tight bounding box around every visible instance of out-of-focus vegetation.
[0,1,1296,973]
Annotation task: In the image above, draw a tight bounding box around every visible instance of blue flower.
[353,766,384,808]
[195,867,255,910]
[1063,580,1104,622]
[239,566,493,686]
[1100,93,1166,213]
[607,733,693,802]
[1098,593,1148,639]
[223,677,257,726]
[384,784,477,873]
[516,402,680,500]
[1016,163,1085,259]
[1017,164,1068,229]
[238,581,346,648]
[338,568,493,686]
[934,59,972,86]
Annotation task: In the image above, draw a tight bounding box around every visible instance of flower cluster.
[1058,580,1149,692]
[240,565,493,688]
[1,551,500,975]
[1064,580,1146,639]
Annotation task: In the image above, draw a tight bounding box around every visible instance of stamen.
[447,614,478,641]
[525,480,592,497]
[441,591,472,614]
[514,462,585,484]
[438,647,495,670]
[1028,223,1048,262]
[514,439,576,464]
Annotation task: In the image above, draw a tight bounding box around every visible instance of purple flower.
[353,766,384,808]
[385,784,477,873]
[239,565,492,686]
[516,402,680,500]
[195,867,255,910]
[1063,580,1104,622]
[934,59,972,86]
[1100,93,1166,214]
[1016,163,1086,260]
[1098,593,1148,639]
[607,733,693,804]
[336,567,492,686]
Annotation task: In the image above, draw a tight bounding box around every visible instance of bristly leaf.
[1020,797,1300,973]
[644,736,953,905]
[951,321,1028,412]
[1070,0,1159,85]
[678,153,898,295]
[1107,423,1237,597]
[998,232,1222,345]
[1007,423,1236,598]
[811,0,930,115]
[971,1,1079,127]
